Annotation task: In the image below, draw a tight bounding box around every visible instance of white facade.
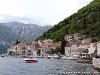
[97,42,100,56]
[65,44,79,57]
[65,33,81,42]
[71,44,79,57]
[38,46,52,57]
[88,43,96,54]
[78,44,90,49]
[65,46,71,56]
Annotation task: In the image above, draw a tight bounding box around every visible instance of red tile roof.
[14,42,38,46]
[81,42,91,45]
[66,41,81,47]
[42,42,61,47]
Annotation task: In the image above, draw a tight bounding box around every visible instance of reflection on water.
[0,57,99,75]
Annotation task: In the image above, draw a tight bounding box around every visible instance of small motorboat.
[46,54,59,60]
[24,58,38,63]
[61,56,77,60]
[46,55,52,59]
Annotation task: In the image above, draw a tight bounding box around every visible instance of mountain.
[37,0,100,41]
[0,22,52,54]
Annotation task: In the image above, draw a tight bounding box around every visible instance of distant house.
[64,33,81,42]
[7,42,39,57]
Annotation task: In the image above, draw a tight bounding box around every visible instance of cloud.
[0,0,93,25]
[78,0,93,9]
[0,0,24,17]
[0,14,43,25]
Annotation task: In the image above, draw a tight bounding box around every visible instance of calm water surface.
[0,57,99,75]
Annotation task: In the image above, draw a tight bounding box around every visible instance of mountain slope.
[0,22,52,53]
[37,0,100,41]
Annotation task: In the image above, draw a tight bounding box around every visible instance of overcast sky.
[0,0,93,26]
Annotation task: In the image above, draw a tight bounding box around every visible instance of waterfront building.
[65,40,91,58]
[65,42,80,58]
[7,42,39,57]
[38,42,61,57]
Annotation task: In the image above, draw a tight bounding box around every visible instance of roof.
[42,42,61,47]
[66,41,81,47]
[82,38,91,42]
[30,42,38,46]
[52,43,61,47]
[39,47,51,50]
[14,42,38,46]
[8,46,15,50]
[81,42,91,45]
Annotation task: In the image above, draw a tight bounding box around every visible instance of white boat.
[61,56,77,60]
[60,55,67,60]
[46,54,59,60]
[66,56,77,60]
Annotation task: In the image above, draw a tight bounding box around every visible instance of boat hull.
[46,57,52,59]
[77,57,92,64]
[46,55,59,60]
[25,59,38,63]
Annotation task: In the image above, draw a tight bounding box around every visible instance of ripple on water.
[0,57,99,75]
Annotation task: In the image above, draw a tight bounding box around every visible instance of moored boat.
[60,55,77,60]
[65,56,77,60]
[46,54,59,60]
[77,53,92,63]
[24,58,38,63]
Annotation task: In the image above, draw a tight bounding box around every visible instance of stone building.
[7,42,39,57]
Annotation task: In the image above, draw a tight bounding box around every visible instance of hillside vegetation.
[37,0,100,41]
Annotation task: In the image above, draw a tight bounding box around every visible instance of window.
[83,54,85,56]
[22,47,26,50]
[15,47,18,50]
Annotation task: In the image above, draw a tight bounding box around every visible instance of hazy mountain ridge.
[0,22,52,53]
